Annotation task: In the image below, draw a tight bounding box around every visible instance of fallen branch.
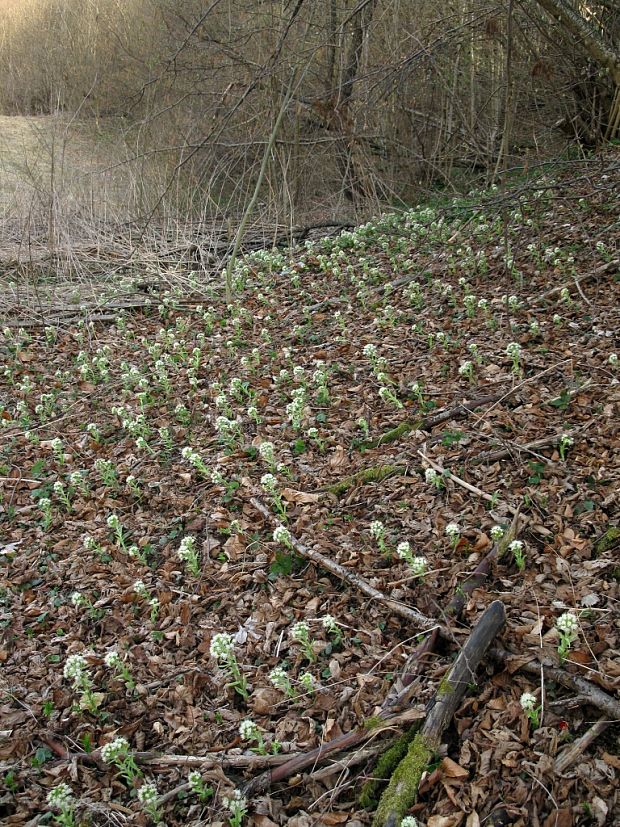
[361,391,510,450]
[534,258,619,303]
[372,600,506,827]
[383,509,521,714]
[242,707,426,798]
[326,464,408,496]
[461,432,568,466]
[418,451,520,515]
[555,719,610,774]
[251,497,437,631]
[491,647,620,720]
[38,735,288,771]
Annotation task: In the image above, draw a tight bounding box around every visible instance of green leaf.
[32,747,53,768]
[30,459,47,479]
[292,439,306,455]
[574,499,595,514]
[527,461,545,485]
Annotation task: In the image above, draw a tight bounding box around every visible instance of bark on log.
[491,647,620,720]
[555,719,611,773]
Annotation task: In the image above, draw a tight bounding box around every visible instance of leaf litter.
[0,154,619,826]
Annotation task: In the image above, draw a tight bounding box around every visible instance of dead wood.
[382,510,521,715]
[361,391,511,450]
[491,647,620,720]
[534,258,619,303]
[419,451,520,515]
[325,464,408,496]
[373,600,507,827]
[251,497,437,631]
[242,707,425,798]
[461,432,569,466]
[554,719,611,773]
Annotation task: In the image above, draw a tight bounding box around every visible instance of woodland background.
[0,0,619,247]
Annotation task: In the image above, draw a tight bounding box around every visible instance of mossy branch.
[358,391,509,451]
[358,725,420,810]
[372,601,506,827]
[594,526,620,555]
[326,464,407,496]
[363,421,418,449]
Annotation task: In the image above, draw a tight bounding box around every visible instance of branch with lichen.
[357,391,509,451]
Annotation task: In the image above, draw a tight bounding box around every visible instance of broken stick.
[251,497,436,631]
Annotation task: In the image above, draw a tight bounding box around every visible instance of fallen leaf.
[542,809,572,827]
[281,488,320,504]
[441,756,469,778]
[329,445,347,468]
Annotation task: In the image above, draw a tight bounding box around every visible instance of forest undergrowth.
[0,152,619,827]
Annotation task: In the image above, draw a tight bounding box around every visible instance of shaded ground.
[0,152,619,827]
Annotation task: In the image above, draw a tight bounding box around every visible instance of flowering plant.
[210,632,248,699]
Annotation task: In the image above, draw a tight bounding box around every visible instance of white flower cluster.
[445,522,460,538]
[101,736,130,764]
[46,782,74,811]
[177,536,196,561]
[520,691,536,711]
[273,525,291,546]
[490,525,504,541]
[239,719,260,741]
[63,654,88,686]
[556,612,578,638]
[369,520,385,539]
[104,651,121,668]
[209,632,234,660]
[137,781,158,805]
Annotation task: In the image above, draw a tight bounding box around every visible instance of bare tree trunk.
[532,0,620,84]
[334,0,379,202]
[325,0,338,94]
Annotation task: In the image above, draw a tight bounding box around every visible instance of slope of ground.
[0,153,619,827]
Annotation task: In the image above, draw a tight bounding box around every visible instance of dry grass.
[0,114,133,226]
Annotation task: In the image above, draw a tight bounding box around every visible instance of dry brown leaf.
[281,488,320,504]
[252,817,279,827]
[542,809,572,827]
[601,751,620,770]
[441,756,469,778]
[427,815,464,827]
[317,814,349,825]
[329,445,347,468]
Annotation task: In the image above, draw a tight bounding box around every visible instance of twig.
[243,706,425,797]
[470,360,571,428]
[418,451,519,515]
[534,259,619,303]
[361,391,511,450]
[138,751,288,770]
[383,508,521,713]
[309,744,384,783]
[251,496,437,631]
[461,430,579,466]
[490,647,620,720]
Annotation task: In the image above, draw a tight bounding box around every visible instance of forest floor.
[0,151,619,827]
